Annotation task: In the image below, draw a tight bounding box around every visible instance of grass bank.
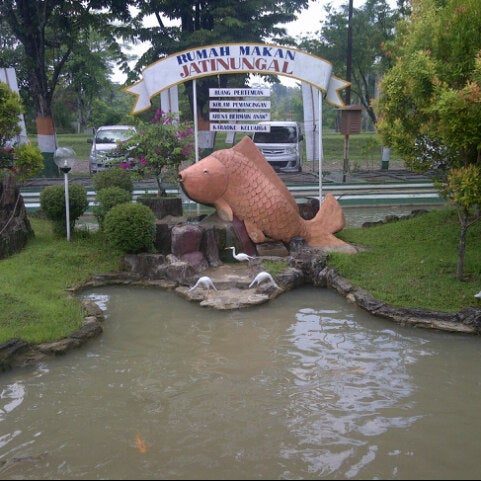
[0,218,123,344]
[1,207,479,345]
[330,208,481,312]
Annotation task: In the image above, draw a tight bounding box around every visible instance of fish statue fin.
[308,232,355,251]
[214,198,234,221]
[244,219,267,243]
[306,194,356,253]
[312,194,346,233]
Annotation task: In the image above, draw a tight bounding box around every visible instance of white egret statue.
[189,276,217,292]
[474,291,481,299]
[249,271,279,289]
[225,246,255,262]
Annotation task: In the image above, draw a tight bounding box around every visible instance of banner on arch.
[125,43,349,114]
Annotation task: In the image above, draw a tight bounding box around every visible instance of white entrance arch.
[125,43,348,112]
[124,43,350,201]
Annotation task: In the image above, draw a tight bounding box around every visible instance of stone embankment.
[1,244,481,373]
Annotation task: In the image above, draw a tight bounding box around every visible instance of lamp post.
[342,0,354,183]
[54,147,77,241]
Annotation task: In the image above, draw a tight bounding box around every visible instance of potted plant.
[114,109,195,218]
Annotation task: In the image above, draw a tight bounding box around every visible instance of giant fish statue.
[178,136,355,252]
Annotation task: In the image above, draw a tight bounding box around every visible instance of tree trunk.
[36,115,59,177]
[456,217,468,280]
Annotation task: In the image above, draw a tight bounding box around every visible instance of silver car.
[88,125,137,174]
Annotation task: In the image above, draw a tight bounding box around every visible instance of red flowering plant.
[0,145,15,172]
[114,110,195,196]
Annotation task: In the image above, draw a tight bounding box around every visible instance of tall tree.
[126,0,309,119]
[375,0,481,172]
[376,0,481,280]
[0,0,134,174]
[297,0,400,127]
[60,28,128,133]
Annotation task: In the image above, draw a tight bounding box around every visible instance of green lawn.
[0,218,123,344]
[330,208,481,312]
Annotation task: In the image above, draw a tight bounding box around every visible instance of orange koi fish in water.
[135,434,147,453]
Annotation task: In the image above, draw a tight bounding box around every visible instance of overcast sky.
[285,0,398,37]
[115,0,398,85]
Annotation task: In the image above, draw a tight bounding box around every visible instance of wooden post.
[343,134,350,182]
[338,106,362,182]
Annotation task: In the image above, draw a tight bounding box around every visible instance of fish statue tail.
[305,194,357,253]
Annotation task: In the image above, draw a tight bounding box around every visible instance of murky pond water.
[1,284,480,480]
[342,204,441,227]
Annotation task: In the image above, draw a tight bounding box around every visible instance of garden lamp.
[54,147,77,241]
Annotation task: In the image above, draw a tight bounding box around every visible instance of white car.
[88,125,137,174]
[251,121,303,173]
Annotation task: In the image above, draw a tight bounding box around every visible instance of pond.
[1,284,480,480]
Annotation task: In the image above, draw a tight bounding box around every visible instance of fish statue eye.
[203,169,209,174]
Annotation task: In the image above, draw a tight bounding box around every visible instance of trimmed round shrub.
[92,167,134,193]
[39,183,89,236]
[93,186,132,229]
[103,202,156,253]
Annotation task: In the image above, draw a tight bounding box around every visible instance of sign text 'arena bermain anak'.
[125,43,349,113]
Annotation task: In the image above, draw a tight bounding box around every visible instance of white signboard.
[209,100,271,109]
[209,112,270,121]
[209,85,271,131]
[209,88,271,97]
[210,124,271,132]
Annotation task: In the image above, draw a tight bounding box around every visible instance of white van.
[88,125,137,174]
[251,121,303,173]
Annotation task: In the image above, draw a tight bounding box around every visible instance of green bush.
[40,183,89,236]
[0,81,23,146]
[103,202,156,253]
[93,186,132,229]
[14,142,44,181]
[92,167,133,193]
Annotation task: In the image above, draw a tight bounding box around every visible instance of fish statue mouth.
[177,173,187,194]
[177,178,189,197]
